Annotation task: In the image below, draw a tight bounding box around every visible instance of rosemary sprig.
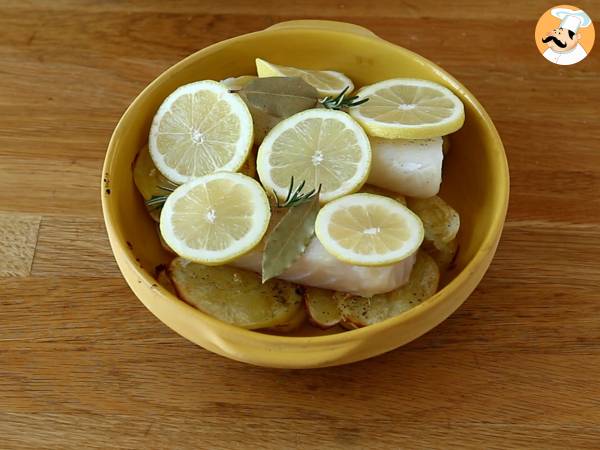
[144,185,176,210]
[320,86,369,110]
[157,185,176,193]
[145,195,168,210]
[274,177,320,208]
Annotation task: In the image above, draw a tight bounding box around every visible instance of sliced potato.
[304,287,342,329]
[407,195,459,245]
[156,266,177,295]
[339,294,393,329]
[267,306,307,333]
[168,257,302,330]
[360,184,407,205]
[133,145,178,222]
[339,320,360,330]
[337,251,440,328]
[426,238,458,272]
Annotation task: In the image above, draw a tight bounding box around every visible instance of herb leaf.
[239,77,319,119]
[262,184,321,283]
[320,86,369,110]
[145,195,169,210]
[144,185,175,210]
[274,176,318,208]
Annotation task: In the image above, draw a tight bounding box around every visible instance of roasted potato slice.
[155,266,177,295]
[168,257,303,330]
[425,238,458,272]
[304,287,342,329]
[337,251,440,328]
[267,306,307,333]
[360,184,407,205]
[133,145,177,222]
[407,195,459,246]
[339,320,360,330]
[407,195,459,271]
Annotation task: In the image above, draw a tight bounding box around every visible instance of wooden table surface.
[2,1,600,448]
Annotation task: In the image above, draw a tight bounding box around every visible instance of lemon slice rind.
[160,172,270,265]
[149,80,253,184]
[256,108,371,203]
[349,78,464,139]
[315,193,424,266]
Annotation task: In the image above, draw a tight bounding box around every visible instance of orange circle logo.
[535,5,594,65]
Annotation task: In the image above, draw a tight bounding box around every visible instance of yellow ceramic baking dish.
[102,20,509,368]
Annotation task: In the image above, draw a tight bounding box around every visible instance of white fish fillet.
[367,136,443,198]
[232,238,416,297]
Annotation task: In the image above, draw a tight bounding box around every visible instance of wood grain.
[1,1,600,448]
[31,217,120,278]
[0,213,41,276]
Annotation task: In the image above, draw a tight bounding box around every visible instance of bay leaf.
[261,188,320,283]
[240,76,319,119]
[243,104,281,144]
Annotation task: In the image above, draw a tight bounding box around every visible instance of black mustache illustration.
[542,35,567,48]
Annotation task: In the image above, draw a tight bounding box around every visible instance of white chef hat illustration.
[551,7,592,33]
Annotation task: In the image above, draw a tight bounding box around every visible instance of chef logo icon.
[535,5,594,65]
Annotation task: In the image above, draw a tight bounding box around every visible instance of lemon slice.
[256,58,353,97]
[220,75,257,91]
[315,193,424,266]
[349,79,464,139]
[256,109,371,203]
[149,80,253,184]
[160,172,270,265]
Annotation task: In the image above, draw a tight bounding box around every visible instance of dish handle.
[266,20,380,39]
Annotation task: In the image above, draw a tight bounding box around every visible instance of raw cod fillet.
[367,136,443,198]
[231,237,416,297]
